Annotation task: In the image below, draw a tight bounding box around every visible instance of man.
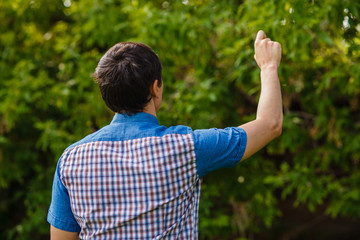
[48,30,282,239]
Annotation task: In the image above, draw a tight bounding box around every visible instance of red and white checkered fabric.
[60,133,200,239]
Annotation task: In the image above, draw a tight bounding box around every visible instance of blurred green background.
[0,0,360,239]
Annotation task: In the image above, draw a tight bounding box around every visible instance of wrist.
[260,64,278,72]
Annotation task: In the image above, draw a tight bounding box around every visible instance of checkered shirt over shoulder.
[59,133,200,239]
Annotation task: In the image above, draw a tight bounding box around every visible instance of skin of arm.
[50,226,80,240]
[239,30,283,160]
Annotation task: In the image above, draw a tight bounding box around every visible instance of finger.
[270,41,281,48]
[273,41,281,47]
[255,30,266,43]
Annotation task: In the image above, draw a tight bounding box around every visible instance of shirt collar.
[110,112,159,125]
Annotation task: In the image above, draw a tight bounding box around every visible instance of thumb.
[255,30,266,44]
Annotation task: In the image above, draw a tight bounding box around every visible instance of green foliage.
[0,0,359,239]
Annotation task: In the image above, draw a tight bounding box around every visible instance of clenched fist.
[254,30,282,70]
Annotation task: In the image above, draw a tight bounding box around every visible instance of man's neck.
[142,99,157,118]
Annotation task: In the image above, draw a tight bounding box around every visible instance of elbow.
[268,117,283,138]
[274,122,282,137]
[254,114,283,139]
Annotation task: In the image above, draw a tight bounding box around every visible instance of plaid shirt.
[48,113,247,239]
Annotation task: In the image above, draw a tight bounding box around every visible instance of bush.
[0,0,359,239]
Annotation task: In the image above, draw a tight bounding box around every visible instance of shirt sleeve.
[192,127,247,178]
[47,160,81,232]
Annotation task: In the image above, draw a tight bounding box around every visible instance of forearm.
[256,65,283,132]
[239,67,282,160]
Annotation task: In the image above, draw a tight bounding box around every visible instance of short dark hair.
[93,42,162,114]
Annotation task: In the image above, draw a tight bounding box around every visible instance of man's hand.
[254,30,282,70]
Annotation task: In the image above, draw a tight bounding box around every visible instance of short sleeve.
[47,160,80,232]
[192,127,247,178]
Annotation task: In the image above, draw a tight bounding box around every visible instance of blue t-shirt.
[47,112,247,235]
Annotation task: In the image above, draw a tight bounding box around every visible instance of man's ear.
[150,79,161,98]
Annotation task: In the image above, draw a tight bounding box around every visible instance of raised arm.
[239,30,283,160]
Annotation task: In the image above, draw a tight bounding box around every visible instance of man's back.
[52,113,201,239]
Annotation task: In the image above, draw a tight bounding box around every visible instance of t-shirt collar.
[110,112,159,125]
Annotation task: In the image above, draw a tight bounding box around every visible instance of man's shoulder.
[65,126,105,151]
[162,124,193,135]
